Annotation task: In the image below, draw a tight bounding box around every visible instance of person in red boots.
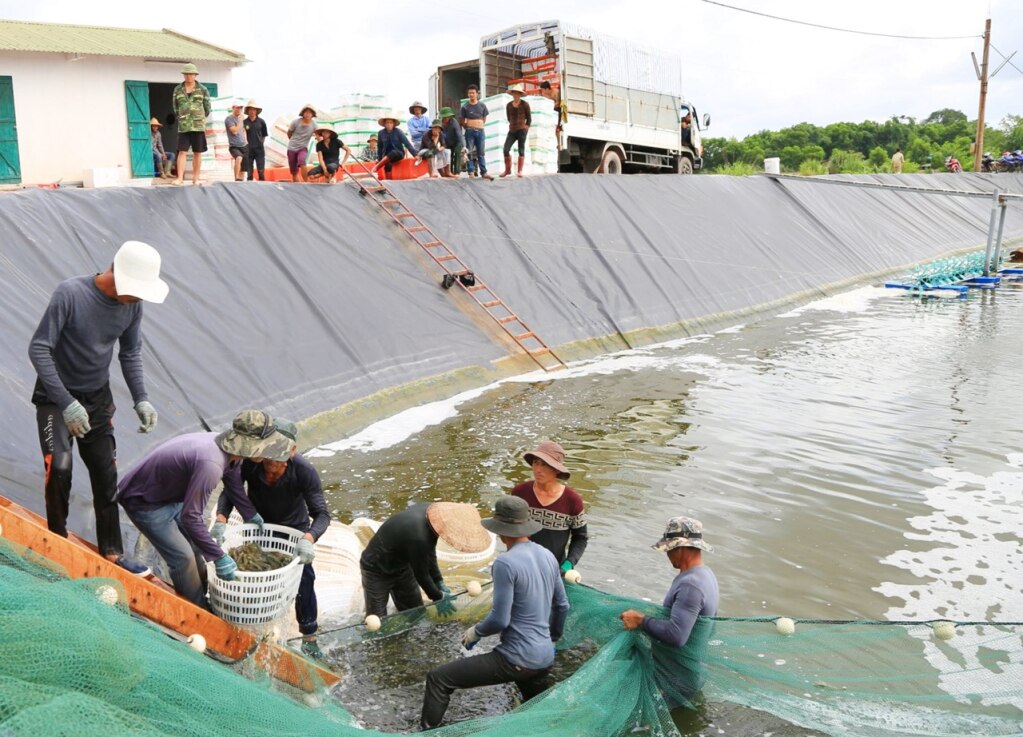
[501,83,531,178]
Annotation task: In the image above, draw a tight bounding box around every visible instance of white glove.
[135,400,157,433]
[297,538,316,564]
[62,400,91,438]
[461,625,481,650]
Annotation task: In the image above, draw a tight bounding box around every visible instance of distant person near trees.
[501,83,531,178]
[242,100,268,181]
[288,104,318,183]
[891,148,905,174]
[461,85,492,180]
[28,240,169,578]
[224,103,248,182]
[172,63,211,186]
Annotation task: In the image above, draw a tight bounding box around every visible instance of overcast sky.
[3,0,1022,139]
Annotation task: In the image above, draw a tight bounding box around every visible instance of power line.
[701,0,981,41]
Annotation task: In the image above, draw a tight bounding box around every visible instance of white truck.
[430,20,709,174]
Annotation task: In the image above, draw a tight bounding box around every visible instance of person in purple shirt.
[620,515,719,707]
[117,410,294,608]
[28,240,169,577]
[421,496,569,730]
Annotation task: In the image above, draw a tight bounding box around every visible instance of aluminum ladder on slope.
[343,162,566,372]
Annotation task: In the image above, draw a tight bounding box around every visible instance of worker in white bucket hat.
[28,240,170,578]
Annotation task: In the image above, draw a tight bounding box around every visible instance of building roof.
[0,20,247,63]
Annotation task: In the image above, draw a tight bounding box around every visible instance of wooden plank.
[0,495,340,689]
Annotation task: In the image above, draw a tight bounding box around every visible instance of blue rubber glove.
[214,554,237,581]
[561,560,574,574]
[210,520,227,545]
[134,400,157,433]
[296,538,315,564]
[462,625,481,650]
[62,400,91,439]
[246,513,265,531]
[435,582,456,618]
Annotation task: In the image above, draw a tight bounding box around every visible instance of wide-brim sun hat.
[429,118,443,130]
[378,114,401,126]
[298,104,317,117]
[113,240,169,304]
[408,101,428,115]
[481,496,543,538]
[426,503,492,553]
[523,440,570,480]
[243,99,262,114]
[507,82,525,95]
[149,117,163,127]
[314,125,335,137]
[215,410,295,462]
[439,106,455,118]
[181,63,198,75]
[652,515,713,554]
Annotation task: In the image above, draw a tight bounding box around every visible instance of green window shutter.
[0,76,21,184]
[205,82,218,98]
[125,80,152,178]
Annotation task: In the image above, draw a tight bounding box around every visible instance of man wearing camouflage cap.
[117,410,294,608]
[620,516,719,647]
[172,62,211,185]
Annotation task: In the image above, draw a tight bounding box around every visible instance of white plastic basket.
[207,523,303,626]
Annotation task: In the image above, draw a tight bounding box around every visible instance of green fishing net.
[0,538,1020,737]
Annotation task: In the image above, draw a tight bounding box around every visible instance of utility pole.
[973,19,991,172]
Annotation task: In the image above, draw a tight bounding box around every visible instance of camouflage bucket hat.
[652,516,713,553]
[215,410,294,462]
[274,418,298,443]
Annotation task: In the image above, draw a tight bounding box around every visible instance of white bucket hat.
[113,240,169,303]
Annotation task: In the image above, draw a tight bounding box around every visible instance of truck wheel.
[600,149,624,174]
[677,156,694,175]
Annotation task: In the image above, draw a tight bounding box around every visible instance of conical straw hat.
[427,503,491,553]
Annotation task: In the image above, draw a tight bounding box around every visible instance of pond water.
[307,284,1023,734]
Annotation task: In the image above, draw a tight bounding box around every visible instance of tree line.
[702,109,1023,175]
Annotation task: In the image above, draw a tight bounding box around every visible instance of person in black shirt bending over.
[308,126,351,184]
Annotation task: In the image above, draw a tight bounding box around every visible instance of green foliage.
[715,161,759,176]
[798,159,828,176]
[703,108,1019,174]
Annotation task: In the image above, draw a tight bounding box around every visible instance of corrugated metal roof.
[0,20,247,63]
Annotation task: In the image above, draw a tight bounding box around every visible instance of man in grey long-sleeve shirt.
[117,410,294,607]
[27,241,169,576]
[620,516,719,705]
[421,496,569,730]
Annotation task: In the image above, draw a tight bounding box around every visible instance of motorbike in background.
[945,156,962,173]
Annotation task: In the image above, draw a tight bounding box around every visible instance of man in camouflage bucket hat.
[118,410,294,608]
[620,516,719,650]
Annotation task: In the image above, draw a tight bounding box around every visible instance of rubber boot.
[516,156,525,178]
[160,159,172,178]
[500,155,512,177]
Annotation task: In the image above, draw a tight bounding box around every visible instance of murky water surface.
[308,285,1023,734]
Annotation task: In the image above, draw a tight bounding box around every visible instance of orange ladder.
[343,162,566,372]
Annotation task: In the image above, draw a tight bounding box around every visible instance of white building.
[0,19,245,185]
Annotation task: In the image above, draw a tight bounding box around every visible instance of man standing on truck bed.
[460,85,493,180]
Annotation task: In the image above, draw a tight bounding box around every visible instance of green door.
[0,76,21,184]
[205,82,218,98]
[125,80,152,177]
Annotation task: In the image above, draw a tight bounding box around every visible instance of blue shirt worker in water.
[28,240,169,577]
[117,410,293,608]
[620,515,719,706]
[421,496,570,730]
[214,418,330,651]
